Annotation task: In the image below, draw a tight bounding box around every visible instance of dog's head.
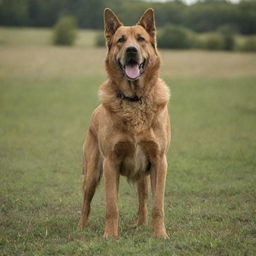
[104,8,159,82]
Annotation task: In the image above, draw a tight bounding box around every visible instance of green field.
[0,27,256,255]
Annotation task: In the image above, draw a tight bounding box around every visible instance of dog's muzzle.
[118,46,147,81]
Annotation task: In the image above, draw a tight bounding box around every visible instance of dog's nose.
[126,46,138,54]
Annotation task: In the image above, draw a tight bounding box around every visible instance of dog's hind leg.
[79,130,102,229]
[136,175,149,227]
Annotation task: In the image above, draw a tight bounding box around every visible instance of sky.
[145,0,240,5]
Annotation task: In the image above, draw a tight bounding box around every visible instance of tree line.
[0,0,256,35]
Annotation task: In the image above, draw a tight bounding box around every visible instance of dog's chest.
[119,101,155,132]
[119,142,149,180]
[115,134,159,181]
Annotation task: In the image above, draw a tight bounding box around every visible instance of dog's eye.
[137,36,145,42]
[117,36,126,43]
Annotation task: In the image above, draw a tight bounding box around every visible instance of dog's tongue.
[125,64,140,79]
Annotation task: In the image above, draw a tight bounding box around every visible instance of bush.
[218,25,236,51]
[190,35,205,49]
[222,33,235,51]
[52,16,77,46]
[203,33,225,50]
[238,37,256,52]
[158,24,194,49]
[95,33,105,47]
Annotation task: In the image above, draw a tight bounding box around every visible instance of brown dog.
[79,8,171,238]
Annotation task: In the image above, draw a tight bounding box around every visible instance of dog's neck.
[118,79,141,98]
[99,75,170,117]
[117,91,142,103]
[113,72,159,101]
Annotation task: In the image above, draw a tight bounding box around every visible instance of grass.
[0,27,256,255]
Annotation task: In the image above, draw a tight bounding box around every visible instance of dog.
[79,8,171,239]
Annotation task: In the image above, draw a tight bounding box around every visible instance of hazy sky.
[147,0,240,5]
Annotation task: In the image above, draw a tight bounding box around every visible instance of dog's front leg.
[103,158,119,238]
[151,155,169,239]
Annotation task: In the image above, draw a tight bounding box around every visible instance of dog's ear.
[137,8,156,41]
[104,8,122,48]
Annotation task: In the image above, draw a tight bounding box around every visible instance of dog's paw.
[154,231,169,239]
[103,231,118,239]
[131,218,148,229]
[78,218,88,230]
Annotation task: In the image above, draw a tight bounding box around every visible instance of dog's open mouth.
[119,59,147,81]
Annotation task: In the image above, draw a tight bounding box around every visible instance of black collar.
[117,93,142,103]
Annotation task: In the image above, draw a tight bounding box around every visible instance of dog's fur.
[79,8,171,238]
